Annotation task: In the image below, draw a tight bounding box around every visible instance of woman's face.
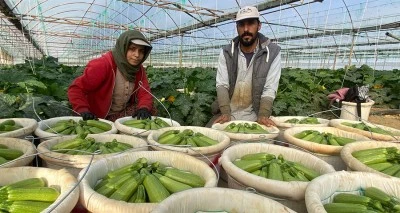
[126,43,145,66]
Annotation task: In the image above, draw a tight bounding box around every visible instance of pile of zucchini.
[294,130,356,146]
[44,119,112,135]
[324,187,400,213]
[0,144,23,165]
[0,178,60,213]
[0,120,23,134]
[122,118,170,130]
[51,133,133,155]
[157,129,218,147]
[284,117,320,124]
[223,122,269,134]
[233,153,321,181]
[94,157,205,203]
[352,147,400,177]
[342,122,400,136]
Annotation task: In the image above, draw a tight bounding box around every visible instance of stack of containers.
[37,134,148,177]
[284,127,370,170]
[79,151,218,213]
[220,143,335,213]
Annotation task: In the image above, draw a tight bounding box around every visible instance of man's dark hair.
[236,18,260,26]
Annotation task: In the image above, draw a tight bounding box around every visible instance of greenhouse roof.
[0,0,400,69]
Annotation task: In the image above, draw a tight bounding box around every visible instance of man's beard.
[239,32,257,47]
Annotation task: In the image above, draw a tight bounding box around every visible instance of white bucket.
[340,100,374,121]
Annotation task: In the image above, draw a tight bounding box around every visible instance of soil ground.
[368,108,400,130]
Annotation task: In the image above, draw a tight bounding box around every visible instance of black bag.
[340,85,369,119]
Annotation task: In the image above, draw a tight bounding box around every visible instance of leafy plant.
[1,59,398,126]
[147,67,216,126]
[0,56,82,119]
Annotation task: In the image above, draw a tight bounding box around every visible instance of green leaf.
[17,79,47,90]
[187,109,208,126]
[174,95,192,117]
[0,93,18,105]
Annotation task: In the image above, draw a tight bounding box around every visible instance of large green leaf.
[174,95,192,117]
[17,79,47,90]
[0,93,18,105]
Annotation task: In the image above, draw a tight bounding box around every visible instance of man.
[68,30,154,121]
[209,6,281,127]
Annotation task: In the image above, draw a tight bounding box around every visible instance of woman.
[68,30,154,121]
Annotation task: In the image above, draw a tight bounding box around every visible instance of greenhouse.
[0,0,399,68]
[0,0,400,213]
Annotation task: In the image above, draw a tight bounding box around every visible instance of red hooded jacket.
[68,51,153,119]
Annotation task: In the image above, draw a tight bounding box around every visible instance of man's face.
[236,18,261,47]
[126,43,145,66]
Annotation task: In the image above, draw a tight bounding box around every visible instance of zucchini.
[109,173,145,201]
[143,174,170,203]
[288,161,320,180]
[0,149,23,160]
[0,200,52,213]
[241,153,276,161]
[267,161,283,181]
[86,120,112,131]
[323,203,369,213]
[0,178,46,191]
[2,187,59,202]
[133,184,146,203]
[156,167,205,187]
[153,173,192,193]
[233,159,268,173]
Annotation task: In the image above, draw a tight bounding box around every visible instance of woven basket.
[305,171,400,213]
[79,151,218,213]
[341,141,400,177]
[0,118,38,139]
[0,137,36,168]
[271,116,329,129]
[115,116,180,137]
[37,134,148,177]
[34,116,117,141]
[0,167,79,212]
[147,126,230,165]
[152,187,296,213]
[330,119,400,141]
[211,120,279,141]
[220,143,335,213]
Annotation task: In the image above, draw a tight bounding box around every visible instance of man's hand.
[213,114,231,124]
[81,111,98,121]
[257,116,276,127]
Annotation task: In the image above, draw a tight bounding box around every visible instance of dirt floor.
[368,108,400,130]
